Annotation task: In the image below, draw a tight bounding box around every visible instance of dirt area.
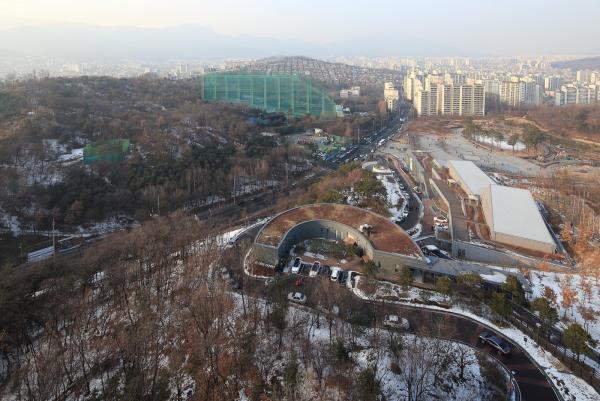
[257,203,422,257]
[247,261,276,277]
[406,117,461,136]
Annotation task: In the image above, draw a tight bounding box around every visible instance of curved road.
[231,228,560,401]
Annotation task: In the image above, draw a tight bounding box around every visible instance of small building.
[481,184,556,254]
[340,86,361,98]
[447,160,495,198]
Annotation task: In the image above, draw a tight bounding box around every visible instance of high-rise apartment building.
[414,82,484,117]
[544,76,564,91]
[384,82,400,111]
[403,71,423,101]
[576,70,593,83]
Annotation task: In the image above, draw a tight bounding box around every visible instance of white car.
[291,257,302,274]
[330,267,342,281]
[309,262,321,277]
[435,222,448,231]
[288,292,307,304]
[383,314,410,330]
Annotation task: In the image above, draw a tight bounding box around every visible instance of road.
[229,230,559,401]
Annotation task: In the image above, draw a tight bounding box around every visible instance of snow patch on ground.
[57,148,84,163]
[528,270,600,353]
[479,272,508,284]
[377,174,409,222]
[473,135,526,151]
[0,207,21,235]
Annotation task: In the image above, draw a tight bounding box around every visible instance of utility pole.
[157,194,160,216]
[285,162,289,187]
[358,127,361,145]
[233,174,236,203]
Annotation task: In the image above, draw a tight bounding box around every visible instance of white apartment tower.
[577,70,593,84]
[403,71,423,101]
[499,77,542,106]
[415,82,484,117]
[384,82,400,111]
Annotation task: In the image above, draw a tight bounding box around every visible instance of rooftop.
[448,160,496,196]
[256,203,422,258]
[484,185,555,247]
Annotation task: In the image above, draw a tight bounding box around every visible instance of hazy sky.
[1,0,599,55]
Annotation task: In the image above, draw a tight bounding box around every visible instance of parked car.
[434,216,448,224]
[291,258,302,274]
[288,292,307,304]
[435,222,448,231]
[383,314,410,330]
[330,267,342,281]
[479,331,512,355]
[309,262,321,277]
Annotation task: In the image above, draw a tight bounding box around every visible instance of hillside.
[551,56,600,70]
[0,77,311,249]
[236,56,402,86]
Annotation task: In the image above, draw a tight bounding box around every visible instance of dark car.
[479,330,512,355]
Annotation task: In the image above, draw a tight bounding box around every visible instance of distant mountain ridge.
[0,23,327,63]
[551,57,600,70]
[0,22,465,64]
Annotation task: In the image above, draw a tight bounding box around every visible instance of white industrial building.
[481,185,556,254]
[447,160,496,198]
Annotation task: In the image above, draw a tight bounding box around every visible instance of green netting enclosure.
[202,72,337,118]
[84,139,130,164]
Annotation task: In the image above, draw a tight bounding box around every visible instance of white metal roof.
[448,160,495,196]
[485,185,555,247]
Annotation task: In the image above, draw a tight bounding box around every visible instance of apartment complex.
[414,81,485,117]
[498,77,543,106]
[555,84,600,106]
[576,69,596,84]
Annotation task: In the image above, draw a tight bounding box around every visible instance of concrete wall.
[451,240,546,268]
[253,219,425,276]
[277,219,375,260]
[494,232,556,254]
[372,249,426,277]
[480,186,494,234]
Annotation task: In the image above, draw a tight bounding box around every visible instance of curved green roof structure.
[202,72,337,118]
